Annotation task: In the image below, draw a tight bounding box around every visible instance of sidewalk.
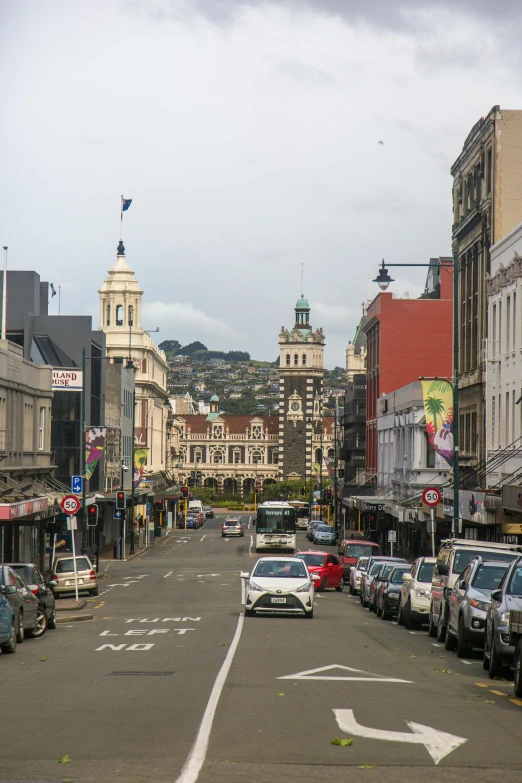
[55,597,94,624]
[98,529,170,562]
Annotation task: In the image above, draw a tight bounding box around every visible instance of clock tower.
[278,295,325,481]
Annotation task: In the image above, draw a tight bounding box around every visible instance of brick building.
[364,260,453,477]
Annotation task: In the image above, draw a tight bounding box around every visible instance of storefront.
[501,486,522,545]
[0,497,53,569]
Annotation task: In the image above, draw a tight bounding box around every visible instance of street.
[2,514,522,783]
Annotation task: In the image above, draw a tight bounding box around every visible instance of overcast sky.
[2,0,522,367]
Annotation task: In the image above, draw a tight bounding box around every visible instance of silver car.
[313,524,336,546]
[484,556,522,678]
[445,558,509,658]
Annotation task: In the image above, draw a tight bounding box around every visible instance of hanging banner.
[421,379,454,467]
[134,448,149,487]
[85,427,106,480]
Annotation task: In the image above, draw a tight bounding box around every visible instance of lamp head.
[373,259,393,291]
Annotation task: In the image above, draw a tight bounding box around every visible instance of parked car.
[293,551,345,591]
[398,557,436,629]
[429,538,521,643]
[0,564,40,641]
[49,555,98,597]
[369,562,399,613]
[242,557,314,618]
[204,506,214,519]
[445,558,509,657]
[0,592,16,654]
[222,517,244,537]
[377,564,411,620]
[8,563,56,631]
[483,556,522,678]
[338,539,381,578]
[313,524,337,546]
[307,521,321,541]
[360,557,406,608]
[349,556,369,595]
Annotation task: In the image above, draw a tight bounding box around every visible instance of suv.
[429,539,521,643]
[49,555,98,597]
[445,558,510,658]
[338,539,380,578]
[222,517,244,537]
[398,557,435,630]
[349,556,369,595]
[484,556,522,678]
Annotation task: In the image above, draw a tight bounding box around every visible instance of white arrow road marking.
[164,571,173,578]
[333,709,467,765]
[278,664,413,683]
[200,535,207,542]
[197,574,220,578]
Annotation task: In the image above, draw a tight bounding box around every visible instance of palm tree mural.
[424,395,445,432]
[421,379,454,468]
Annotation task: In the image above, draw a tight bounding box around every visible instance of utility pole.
[81,347,87,554]
[452,247,460,537]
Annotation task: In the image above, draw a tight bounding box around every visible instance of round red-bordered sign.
[61,494,81,515]
[422,487,441,507]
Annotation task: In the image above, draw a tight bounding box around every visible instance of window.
[487,147,492,194]
[213,451,223,464]
[492,396,496,449]
[39,407,45,450]
[233,449,241,464]
[514,292,517,351]
[424,431,435,468]
[116,304,123,326]
[194,448,202,464]
[128,305,134,327]
[272,450,279,464]
[286,354,290,366]
[106,306,110,326]
[302,353,307,366]
[294,354,299,366]
[507,296,511,352]
[252,450,263,464]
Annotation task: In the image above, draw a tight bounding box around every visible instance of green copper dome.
[210,394,219,402]
[295,295,309,309]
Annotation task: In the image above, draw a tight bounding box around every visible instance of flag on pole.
[50,283,57,298]
[122,198,132,212]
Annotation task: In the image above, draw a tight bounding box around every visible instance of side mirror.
[240,572,250,580]
[402,573,413,582]
[350,567,356,572]
[327,562,334,568]
[458,579,467,590]
[490,589,502,602]
[48,580,58,588]
[438,563,449,576]
[4,585,17,595]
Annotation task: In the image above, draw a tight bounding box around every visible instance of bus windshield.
[257,507,296,534]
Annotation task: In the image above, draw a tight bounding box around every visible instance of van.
[338,539,381,577]
[429,538,522,643]
[188,500,204,515]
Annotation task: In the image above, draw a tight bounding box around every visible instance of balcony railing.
[0,430,10,452]
[179,462,279,470]
[181,433,278,441]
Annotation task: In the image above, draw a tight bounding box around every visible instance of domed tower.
[98,240,144,341]
[278,295,325,481]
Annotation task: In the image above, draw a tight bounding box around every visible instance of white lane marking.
[431,643,442,648]
[247,517,251,530]
[460,660,473,665]
[164,571,173,579]
[278,664,413,684]
[334,709,467,765]
[197,574,220,578]
[240,574,246,605]
[176,614,245,783]
[200,535,207,542]
[249,535,253,555]
[409,631,418,635]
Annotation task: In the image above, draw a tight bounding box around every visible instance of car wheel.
[335,577,345,592]
[318,577,326,592]
[0,622,16,654]
[436,607,447,643]
[483,629,491,670]
[305,609,314,619]
[48,607,57,630]
[90,587,99,596]
[403,600,414,630]
[456,616,473,658]
[444,626,457,651]
[489,638,504,679]
[376,602,382,618]
[16,613,24,644]
[29,609,48,639]
[244,608,253,617]
[428,607,437,638]
[514,642,522,698]
[382,602,391,621]
[397,602,404,626]
[348,583,353,595]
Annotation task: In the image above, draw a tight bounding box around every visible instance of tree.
[425,395,445,431]
[180,341,208,355]
[263,479,307,501]
[159,339,181,353]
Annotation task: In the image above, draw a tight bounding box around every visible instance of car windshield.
[390,567,410,584]
[294,554,325,567]
[507,566,522,595]
[370,561,386,576]
[225,520,240,526]
[378,564,395,580]
[356,558,369,571]
[256,507,296,534]
[418,562,435,582]
[471,564,508,590]
[316,525,333,533]
[253,560,308,579]
[9,565,32,583]
[345,544,378,558]
[55,557,91,573]
[452,549,519,573]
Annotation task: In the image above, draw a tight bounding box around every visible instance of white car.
[349,556,369,595]
[242,557,314,618]
[398,556,436,629]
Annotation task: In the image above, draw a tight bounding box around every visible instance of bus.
[288,500,310,530]
[255,501,297,553]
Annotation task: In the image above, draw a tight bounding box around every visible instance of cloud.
[141,301,238,343]
[273,57,336,87]
[311,302,359,330]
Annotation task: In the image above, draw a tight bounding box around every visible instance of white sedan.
[241,557,314,619]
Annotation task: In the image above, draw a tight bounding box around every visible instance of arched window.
[294,354,299,366]
[302,353,307,366]
[128,305,134,327]
[315,448,322,463]
[213,451,223,464]
[252,450,263,465]
[233,448,241,464]
[328,448,334,459]
[106,306,110,326]
[286,354,291,366]
[116,304,124,326]
[194,447,203,464]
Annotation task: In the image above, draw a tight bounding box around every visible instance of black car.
[377,565,412,621]
[7,563,56,631]
[204,506,214,519]
[0,564,41,641]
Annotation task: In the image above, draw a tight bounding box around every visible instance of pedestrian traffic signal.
[326,487,332,501]
[181,486,189,498]
[116,491,126,510]
[87,504,98,527]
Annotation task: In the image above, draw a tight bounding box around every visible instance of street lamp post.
[372,257,459,536]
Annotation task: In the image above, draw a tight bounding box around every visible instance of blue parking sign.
[114,509,122,520]
[71,475,83,494]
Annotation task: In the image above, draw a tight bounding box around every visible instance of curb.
[56,613,94,623]
[55,600,88,611]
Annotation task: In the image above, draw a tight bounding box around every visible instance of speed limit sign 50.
[422,487,441,507]
[61,494,81,516]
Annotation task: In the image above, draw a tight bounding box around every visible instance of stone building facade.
[451,106,522,476]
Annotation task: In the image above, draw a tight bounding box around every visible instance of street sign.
[366,503,384,513]
[66,515,78,531]
[388,530,397,543]
[422,487,442,507]
[61,495,81,516]
[71,475,83,494]
[427,517,437,534]
[114,509,122,520]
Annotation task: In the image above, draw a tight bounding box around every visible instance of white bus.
[254,501,297,553]
[288,500,310,530]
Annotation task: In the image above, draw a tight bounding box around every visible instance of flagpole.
[59,286,61,316]
[2,246,7,341]
[120,195,123,241]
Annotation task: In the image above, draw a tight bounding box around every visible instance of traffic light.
[116,491,126,510]
[188,477,195,487]
[87,504,98,527]
[180,486,189,498]
[301,485,306,495]
[326,487,332,502]
[368,512,377,532]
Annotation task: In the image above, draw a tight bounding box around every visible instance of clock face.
[291,402,300,412]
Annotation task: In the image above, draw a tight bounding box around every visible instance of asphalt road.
[2,514,522,783]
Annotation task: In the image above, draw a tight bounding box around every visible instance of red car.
[293,551,345,592]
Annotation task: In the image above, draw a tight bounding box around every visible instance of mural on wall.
[421,379,454,467]
[134,448,149,487]
[85,427,107,480]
